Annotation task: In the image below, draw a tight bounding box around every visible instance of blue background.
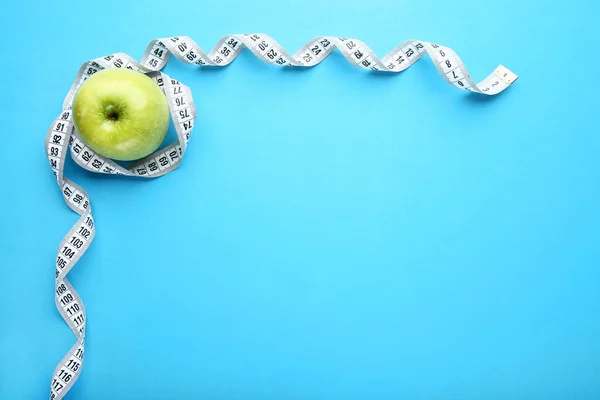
[1,0,599,398]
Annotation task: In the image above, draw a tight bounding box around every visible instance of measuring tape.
[45,34,517,399]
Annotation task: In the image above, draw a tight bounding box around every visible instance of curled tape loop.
[46,34,516,399]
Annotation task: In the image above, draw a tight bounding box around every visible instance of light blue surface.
[1,0,599,398]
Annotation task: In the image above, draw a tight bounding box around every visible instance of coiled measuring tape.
[45,34,517,399]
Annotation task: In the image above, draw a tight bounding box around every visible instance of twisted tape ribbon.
[45,34,517,399]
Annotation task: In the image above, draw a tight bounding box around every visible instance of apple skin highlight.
[72,69,170,161]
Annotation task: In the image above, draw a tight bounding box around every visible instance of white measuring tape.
[45,34,517,399]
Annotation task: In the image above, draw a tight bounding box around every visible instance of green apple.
[72,68,170,161]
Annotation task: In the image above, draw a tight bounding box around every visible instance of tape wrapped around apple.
[72,69,170,161]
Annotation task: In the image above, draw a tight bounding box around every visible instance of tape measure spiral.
[45,33,517,399]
